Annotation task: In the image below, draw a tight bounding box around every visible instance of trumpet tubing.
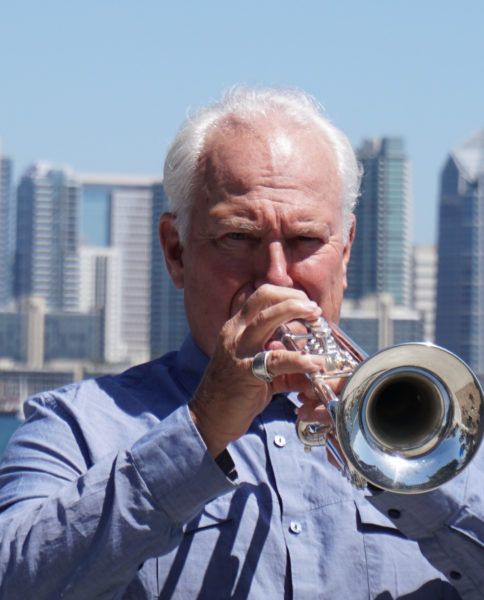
[280,318,484,494]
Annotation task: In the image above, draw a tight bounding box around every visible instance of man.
[0,86,483,599]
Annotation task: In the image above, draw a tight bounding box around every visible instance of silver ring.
[252,351,273,383]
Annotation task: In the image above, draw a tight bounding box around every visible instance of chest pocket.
[184,481,274,534]
[353,498,459,599]
[354,497,403,536]
[158,484,274,599]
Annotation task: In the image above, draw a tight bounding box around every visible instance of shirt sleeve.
[369,455,484,600]
[0,392,236,600]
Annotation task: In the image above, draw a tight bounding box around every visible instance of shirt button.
[274,435,287,447]
[289,521,302,534]
[449,571,462,580]
[387,508,401,519]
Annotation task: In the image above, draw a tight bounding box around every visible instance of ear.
[159,213,185,289]
[341,214,356,290]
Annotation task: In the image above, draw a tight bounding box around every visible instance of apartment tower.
[346,137,411,307]
[0,147,13,308]
[435,129,484,375]
[14,163,80,311]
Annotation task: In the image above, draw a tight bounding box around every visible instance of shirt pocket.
[166,490,269,599]
[354,496,403,535]
[353,497,451,598]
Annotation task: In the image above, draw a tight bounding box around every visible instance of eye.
[214,231,256,250]
[227,232,250,240]
[292,235,325,246]
[287,235,326,258]
[297,235,320,242]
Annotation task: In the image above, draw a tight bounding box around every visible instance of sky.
[1,0,483,244]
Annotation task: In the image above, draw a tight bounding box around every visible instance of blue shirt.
[1,334,484,599]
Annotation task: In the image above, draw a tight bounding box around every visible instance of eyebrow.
[215,217,331,238]
[216,218,263,232]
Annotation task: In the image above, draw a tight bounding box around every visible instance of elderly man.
[1,86,484,599]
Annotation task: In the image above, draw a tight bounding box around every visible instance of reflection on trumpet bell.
[281,317,484,494]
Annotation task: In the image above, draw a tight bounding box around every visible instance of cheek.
[184,253,253,317]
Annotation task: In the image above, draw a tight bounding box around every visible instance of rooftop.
[452,128,484,182]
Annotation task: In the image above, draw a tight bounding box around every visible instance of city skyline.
[1,1,483,245]
[1,127,482,405]
[0,164,189,370]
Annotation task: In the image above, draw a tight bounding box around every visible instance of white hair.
[163,85,361,243]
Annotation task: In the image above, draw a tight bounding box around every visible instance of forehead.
[197,116,340,200]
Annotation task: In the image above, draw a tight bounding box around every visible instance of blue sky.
[1,0,483,243]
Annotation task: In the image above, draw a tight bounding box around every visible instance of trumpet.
[276,317,484,494]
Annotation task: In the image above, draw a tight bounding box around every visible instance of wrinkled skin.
[160,116,355,457]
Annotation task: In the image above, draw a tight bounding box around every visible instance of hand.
[189,284,329,457]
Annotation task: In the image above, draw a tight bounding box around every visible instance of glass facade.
[8,169,190,369]
[14,164,80,312]
[44,312,102,362]
[150,183,188,358]
[79,175,188,364]
[346,137,411,307]
[0,313,24,362]
[0,309,102,364]
[435,130,484,375]
[340,296,423,357]
[0,156,13,308]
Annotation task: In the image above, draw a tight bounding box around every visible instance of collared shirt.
[0,335,484,599]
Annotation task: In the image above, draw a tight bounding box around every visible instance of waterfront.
[0,413,22,459]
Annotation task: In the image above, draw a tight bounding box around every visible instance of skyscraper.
[435,129,484,375]
[79,245,126,364]
[78,174,188,364]
[0,143,13,308]
[346,137,411,307]
[411,243,437,343]
[150,183,188,358]
[14,163,81,312]
[79,173,160,364]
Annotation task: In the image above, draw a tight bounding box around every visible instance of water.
[0,413,22,459]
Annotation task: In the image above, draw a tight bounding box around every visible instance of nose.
[254,241,293,289]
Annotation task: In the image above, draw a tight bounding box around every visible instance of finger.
[264,348,326,381]
[236,299,321,356]
[295,396,333,426]
[238,284,317,325]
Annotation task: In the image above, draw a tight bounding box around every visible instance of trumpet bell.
[337,342,484,493]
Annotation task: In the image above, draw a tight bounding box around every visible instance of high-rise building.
[340,294,423,357]
[79,246,126,364]
[150,183,189,358]
[79,173,160,364]
[411,244,437,343]
[78,174,188,364]
[0,144,14,308]
[14,163,81,312]
[435,129,484,376]
[11,167,189,368]
[346,137,411,307]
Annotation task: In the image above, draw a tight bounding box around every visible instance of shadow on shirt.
[376,579,461,599]
[157,482,276,599]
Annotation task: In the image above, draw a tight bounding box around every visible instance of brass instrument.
[276,317,484,493]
